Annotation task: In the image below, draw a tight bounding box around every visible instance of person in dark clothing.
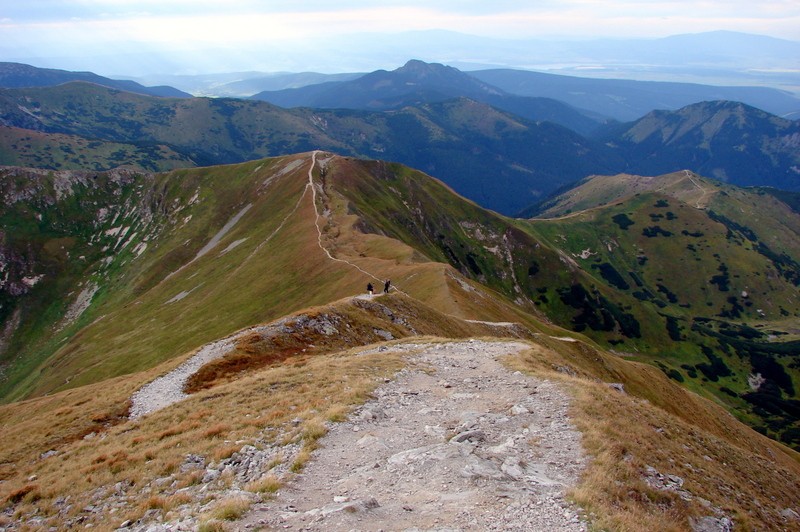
[384,279,391,294]
[367,283,374,296]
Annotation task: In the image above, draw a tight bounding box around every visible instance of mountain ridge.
[0,83,621,214]
[598,100,800,187]
[0,62,190,98]
[250,59,602,135]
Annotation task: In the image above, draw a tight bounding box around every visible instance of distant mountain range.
[471,69,800,121]
[0,62,191,98]
[246,59,800,124]
[2,64,799,214]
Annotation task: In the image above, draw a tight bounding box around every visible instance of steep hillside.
[598,101,800,190]
[0,152,567,402]
[0,83,618,214]
[525,170,800,447]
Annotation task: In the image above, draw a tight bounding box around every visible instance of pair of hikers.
[367,279,391,296]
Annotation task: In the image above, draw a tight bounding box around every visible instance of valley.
[2,61,799,215]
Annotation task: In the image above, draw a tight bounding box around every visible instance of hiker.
[384,279,391,294]
[367,283,374,296]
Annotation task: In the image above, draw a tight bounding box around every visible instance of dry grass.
[197,518,227,532]
[245,474,282,494]
[505,342,800,531]
[0,331,408,529]
[209,497,251,521]
[4,287,798,530]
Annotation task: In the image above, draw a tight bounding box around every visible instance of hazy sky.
[2,1,799,75]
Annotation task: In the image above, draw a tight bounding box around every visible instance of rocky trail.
[241,339,587,531]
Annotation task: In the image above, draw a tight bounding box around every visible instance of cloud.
[2,1,797,75]
[4,0,799,39]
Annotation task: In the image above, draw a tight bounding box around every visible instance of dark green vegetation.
[527,171,800,448]
[0,125,194,171]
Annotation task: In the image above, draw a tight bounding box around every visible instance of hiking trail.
[240,339,587,531]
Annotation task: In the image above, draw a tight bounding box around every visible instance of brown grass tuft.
[6,484,39,504]
[245,474,281,494]
[212,444,241,462]
[210,497,251,520]
[197,519,227,532]
[203,423,231,439]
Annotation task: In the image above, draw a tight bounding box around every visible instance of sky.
[2,1,799,76]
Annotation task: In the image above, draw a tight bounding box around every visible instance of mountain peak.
[393,59,463,81]
[398,59,448,72]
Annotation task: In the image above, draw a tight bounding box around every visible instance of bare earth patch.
[241,339,587,531]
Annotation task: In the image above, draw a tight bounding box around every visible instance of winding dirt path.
[684,170,711,209]
[308,151,407,296]
[242,339,587,531]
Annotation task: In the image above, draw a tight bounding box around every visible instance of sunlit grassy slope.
[0,153,562,401]
[1,295,797,530]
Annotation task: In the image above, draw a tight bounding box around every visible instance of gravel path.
[128,319,289,419]
[242,339,587,531]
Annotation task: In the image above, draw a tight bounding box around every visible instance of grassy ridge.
[1,153,550,401]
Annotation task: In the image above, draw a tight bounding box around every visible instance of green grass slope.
[0,153,560,402]
[0,125,195,171]
[524,171,800,447]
